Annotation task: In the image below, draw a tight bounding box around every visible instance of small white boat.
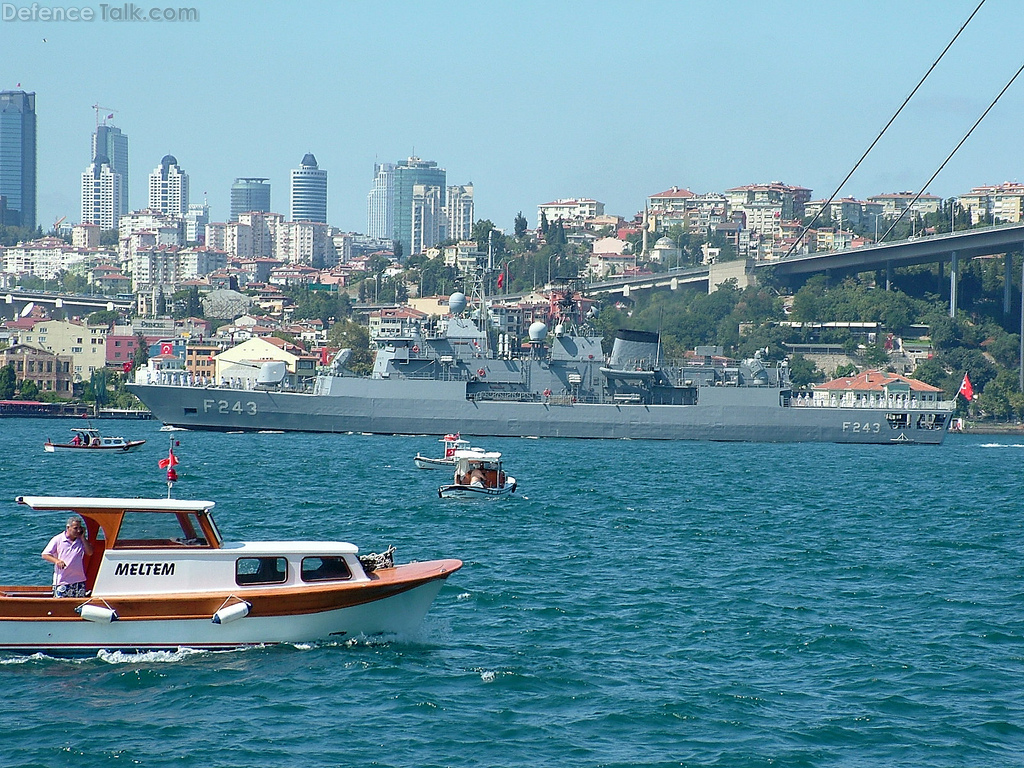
[0,495,462,654]
[414,433,483,470]
[44,428,146,453]
[438,450,517,499]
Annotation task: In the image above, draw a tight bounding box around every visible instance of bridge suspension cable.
[784,0,986,258]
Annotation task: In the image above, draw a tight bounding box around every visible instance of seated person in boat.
[70,434,82,446]
[469,468,487,487]
[42,516,94,598]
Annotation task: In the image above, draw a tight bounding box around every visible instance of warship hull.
[127,378,950,444]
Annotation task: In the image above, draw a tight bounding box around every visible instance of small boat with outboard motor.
[438,450,517,499]
[414,433,484,470]
[0,493,462,654]
[44,427,146,453]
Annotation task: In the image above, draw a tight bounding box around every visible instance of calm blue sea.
[0,418,1022,767]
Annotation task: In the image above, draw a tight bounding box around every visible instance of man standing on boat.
[42,517,94,597]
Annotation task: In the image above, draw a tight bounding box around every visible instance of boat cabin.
[14,496,367,599]
[451,450,506,489]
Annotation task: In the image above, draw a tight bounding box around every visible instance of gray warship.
[128,278,953,444]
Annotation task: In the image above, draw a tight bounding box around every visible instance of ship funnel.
[256,360,287,386]
[608,330,660,371]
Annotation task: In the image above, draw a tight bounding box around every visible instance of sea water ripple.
[0,419,1022,766]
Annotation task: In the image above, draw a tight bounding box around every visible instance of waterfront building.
[393,157,446,255]
[445,184,474,242]
[80,155,121,230]
[230,177,271,222]
[0,343,72,397]
[0,90,37,228]
[367,162,395,239]
[92,123,129,217]
[290,153,327,223]
[148,155,189,216]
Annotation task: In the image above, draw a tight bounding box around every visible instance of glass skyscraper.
[393,157,445,255]
[231,177,271,221]
[0,90,37,229]
[92,123,129,217]
[290,154,327,223]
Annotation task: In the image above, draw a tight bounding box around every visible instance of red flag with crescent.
[958,373,974,401]
[497,271,504,289]
[160,342,173,356]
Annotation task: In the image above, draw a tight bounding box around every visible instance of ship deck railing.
[789,396,956,410]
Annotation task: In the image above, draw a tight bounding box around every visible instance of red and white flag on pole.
[958,373,974,401]
[158,447,179,469]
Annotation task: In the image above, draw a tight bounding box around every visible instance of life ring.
[477,368,486,378]
[122,445,130,452]
[411,345,419,353]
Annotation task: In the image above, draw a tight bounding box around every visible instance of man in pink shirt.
[42,516,94,598]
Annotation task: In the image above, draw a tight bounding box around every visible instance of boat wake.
[979,443,1024,449]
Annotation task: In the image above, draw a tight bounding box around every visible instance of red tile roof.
[815,369,942,393]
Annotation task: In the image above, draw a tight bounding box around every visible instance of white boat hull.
[0,580,446,654]
[438,478,517,499]
[414,455,455,470]
[43,441,145,453]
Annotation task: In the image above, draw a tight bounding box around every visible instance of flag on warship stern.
[958,373,974,401]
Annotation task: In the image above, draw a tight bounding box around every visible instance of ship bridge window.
[301,556,352,582]
[236,557,287,585]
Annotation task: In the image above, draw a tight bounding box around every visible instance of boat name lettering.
[842,421,881,433]
[203,399,258,416]
[114,562,176,577]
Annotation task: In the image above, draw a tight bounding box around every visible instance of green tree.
[0,364,15,399]
[19,379,39,399]
[133,333,150,368]
[514,211,528,238]
[88,309,119,326]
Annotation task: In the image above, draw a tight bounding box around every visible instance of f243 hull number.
[842,421,880,433]
[203,399,257,415]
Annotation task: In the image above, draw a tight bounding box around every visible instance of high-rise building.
[393,157,445,255]
[290,153,327,223]
[148,154,189,216]
[366,162,395,239]
[445,183,475,241]
[411,183,444,255]
[184,203,210,244]
[92,123,129,217]
[230,177,271,222]
[0,90,37,228]
[80,154,121,230]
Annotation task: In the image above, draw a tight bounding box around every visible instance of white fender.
[212,601,251,624]
[77,604,119,623]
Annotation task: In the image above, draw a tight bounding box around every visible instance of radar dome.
[528,321,549,342]
[449,292,467,314]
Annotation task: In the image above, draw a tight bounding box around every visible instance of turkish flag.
[497,271,504,289]
[160,342,173,355]
[122,361,132,373]
[158,448,179,469]
[958,373,974,401]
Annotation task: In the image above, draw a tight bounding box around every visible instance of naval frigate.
[127,279,953,444]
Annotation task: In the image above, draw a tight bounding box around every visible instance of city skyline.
[4,1,1024,235]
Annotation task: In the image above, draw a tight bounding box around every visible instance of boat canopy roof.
[453,450,500,460]
[17,496,215,513]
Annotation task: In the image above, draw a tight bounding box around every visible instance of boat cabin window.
[111,511,211,548]
[236,557,287,585]
[301,556,352,582]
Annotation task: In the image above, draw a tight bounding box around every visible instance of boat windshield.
[112,510,212,548]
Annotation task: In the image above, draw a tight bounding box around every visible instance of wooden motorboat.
[414,433,483,469]
[0,495,462,654]
[438,450,517,499]
[44,428,146,453]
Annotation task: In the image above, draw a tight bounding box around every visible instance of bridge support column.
[886,261,893,291]
[949,251,958,318]
[1005,251,1014,315]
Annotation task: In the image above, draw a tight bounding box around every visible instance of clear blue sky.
[3,0,1022,234]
